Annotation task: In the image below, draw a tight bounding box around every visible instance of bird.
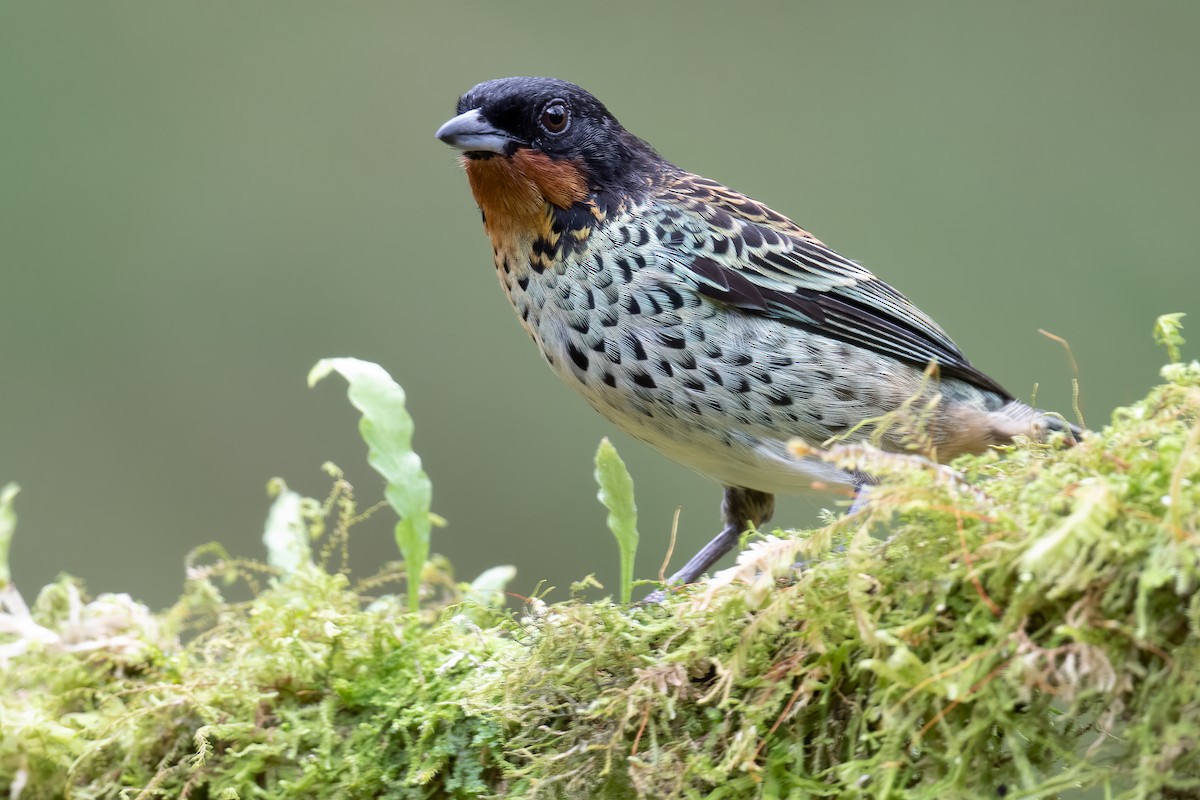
[435,77,1077,591]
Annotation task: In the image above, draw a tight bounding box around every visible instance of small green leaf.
[1154,312,1186,363]
[309,358,432,611]
[594,438,639,604]
[465,565,517,609]
[262,478,311,575]
[0,482,18,588]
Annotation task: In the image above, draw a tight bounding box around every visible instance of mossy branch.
[2,345,1199,798]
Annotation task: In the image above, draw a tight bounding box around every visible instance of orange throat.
[463,150,589,247]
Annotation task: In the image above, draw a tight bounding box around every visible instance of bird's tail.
[991,400,1084,445]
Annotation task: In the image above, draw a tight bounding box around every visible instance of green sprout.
[309,358,434,612]
[1154,312,1186,362]
[594,437,639,604]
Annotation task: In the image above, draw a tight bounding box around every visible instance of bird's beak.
[436,108,520,155]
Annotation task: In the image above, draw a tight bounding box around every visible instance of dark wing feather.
[659,173,1012,399]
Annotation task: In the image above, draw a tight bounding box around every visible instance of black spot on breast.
[567,343,589,371]
[733,377,751,393]
[711,237,729,255]
[531,238,556,259]
[681,376,705,392]
[569,318,590,335]
[585,288,596,309]
[833,386,857,402]
[603,372,617,387]
[660,285,685,309]
[678,352,698,370]
[632,371,656,389]
[727,352,753,367]
[768,393,792,406]
[616,257,633,283]
[517,276,530,291]
[657,332,686,349]
[500,257,511,274]
[624,295,641,314]
[767,354,793,368]
[624,331,647,361]
[701,366,722,385]
[599,308,619,327]
[657,360,674,378]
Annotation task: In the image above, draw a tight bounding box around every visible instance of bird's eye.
[540,101,569,134]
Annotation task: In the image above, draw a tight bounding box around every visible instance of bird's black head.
[436,77,664,192]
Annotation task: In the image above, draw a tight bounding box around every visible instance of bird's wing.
[654,173,1011,399]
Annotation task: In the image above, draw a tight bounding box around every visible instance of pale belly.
[498,256,922,493]
[490,224,1005,494]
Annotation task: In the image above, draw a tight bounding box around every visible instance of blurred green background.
[2,2,1197,610]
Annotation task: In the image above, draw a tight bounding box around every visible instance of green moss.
[2,358,1198,799]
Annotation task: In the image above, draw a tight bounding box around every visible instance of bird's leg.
[644,487,774,602]
[847,482,873,515]
[672,487,775,584]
